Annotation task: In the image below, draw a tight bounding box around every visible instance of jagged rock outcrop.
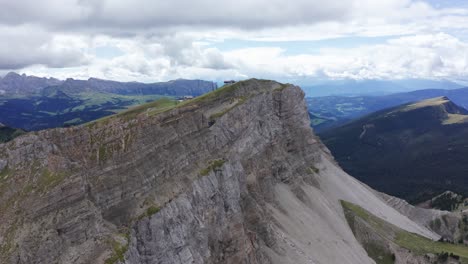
[0,79,440,264]
[342,200,463,264]
[379,191,468,243]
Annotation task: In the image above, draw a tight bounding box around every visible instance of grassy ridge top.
[400,96,450,112]
[87,79,289,126]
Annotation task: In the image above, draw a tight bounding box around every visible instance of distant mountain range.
[0,72,216,131]
[0,72,216,97]
[0,72,61,96]
[320,97,468,203]
[302,79,463,97]
[308,86,468,132]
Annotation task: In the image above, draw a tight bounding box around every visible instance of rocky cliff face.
[0,79,441,264]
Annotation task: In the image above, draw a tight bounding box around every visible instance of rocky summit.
[0,79,462,264]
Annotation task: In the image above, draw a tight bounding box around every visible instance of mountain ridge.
[307,87,468,132]
[1,79,454,264]
[0,72,217,131]
[0,72,216,97]
[320,97,468,203]
[302,79,463,97]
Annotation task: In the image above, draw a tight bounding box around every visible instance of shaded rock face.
[0,79,439,264]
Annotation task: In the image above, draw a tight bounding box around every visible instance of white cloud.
[13,33,468,84]
[0,0,350,30]
[285,33,468,80]
[2,0,468,83]
[0,25,90,69]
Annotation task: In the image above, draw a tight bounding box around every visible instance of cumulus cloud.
[260,33,468,81]
[2,0,468,83]
[0,0,350,31]
[1,0,463,36]
[0,25,90,69]
[0,0,93,26]
[13,33,468,84]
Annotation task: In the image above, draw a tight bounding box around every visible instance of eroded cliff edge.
[0,79,439,264]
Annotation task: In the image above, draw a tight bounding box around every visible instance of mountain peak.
[396,96,468,117]
[3,71,21,80]
[0,72,63,96]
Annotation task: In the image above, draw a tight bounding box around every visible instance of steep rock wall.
[0,79,439,264]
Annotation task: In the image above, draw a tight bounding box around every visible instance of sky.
[1,0,468,84]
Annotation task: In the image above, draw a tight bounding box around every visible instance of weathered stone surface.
[0,79,440,264]
[0,159,6,171]
[379,191,466,242]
